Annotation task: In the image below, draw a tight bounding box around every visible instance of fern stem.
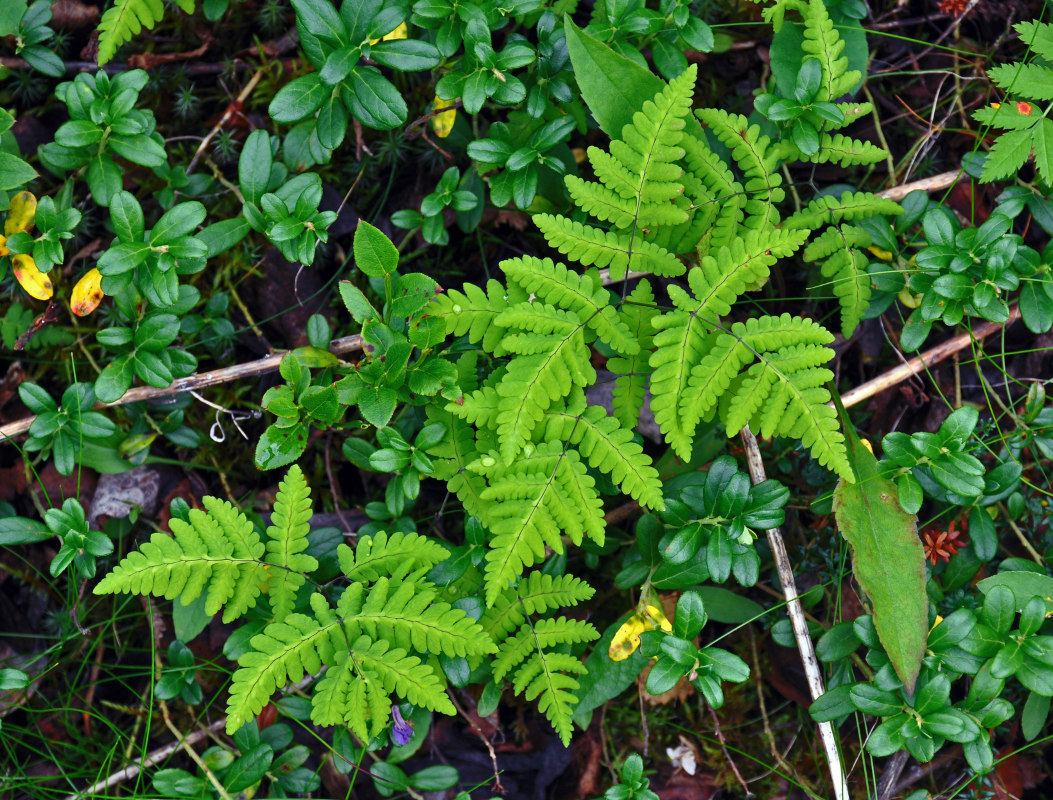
[739,426,849,800]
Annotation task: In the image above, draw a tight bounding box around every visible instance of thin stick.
[0,335,363,443]
[446,690,505,794]
[63,718,227,800]
[838,307,1021,410]
[739,426,849,800]
[186,69,263,175]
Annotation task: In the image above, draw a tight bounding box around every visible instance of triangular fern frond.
[227,597,343,733]
[492,617,598,744]
[94,498,268,623]
[311,651,392,743]
[492,305,594,462]
[683,314,852,479]
[808,134,887,167]
[337,576,497,658]
[433,279,525,355]
[265,465,318,623]
[694,108,785,230]
[348,635,456,714]
[805,224,872,338]
[481,572,595,641]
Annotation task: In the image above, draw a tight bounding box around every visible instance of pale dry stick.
[739,425,850,800]
[838,306,1022,410]
[63,717,227,800]
[63,674,319,800]
[0,334,364,442]
[185,69,263,175]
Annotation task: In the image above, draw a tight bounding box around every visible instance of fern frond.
[538,402,665,510]
[482,572,595,641]
[808,134,887,167]
[784,191,904,230]
[265,465,318,623]
[227,600,344,733]
[805,225,872,338]
[337,531,450,582]
[694,108,784,230]
[349,635,456,714]
[311,652,391,743]
[517,651,588,745]
[682,314,852,479]
[800,0,860,101]
[565,175,689,228]
[449,385,501,431]
[500,257,638,355]
[425,404,488,518]
[97,0,193,66]
[338,577,497,657]
[94,499,268,623]
[680,135,745,252]
[492,307,593,462]
[474,442,604,605]
[432,279,523,354]
[534,214,685,279]
[493,617,597,681]
[607,280,658,429]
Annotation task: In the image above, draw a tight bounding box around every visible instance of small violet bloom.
[391,705,413,745]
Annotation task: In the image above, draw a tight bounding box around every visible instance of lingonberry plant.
[2,1,1052,799]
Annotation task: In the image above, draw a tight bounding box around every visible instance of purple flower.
[391,705,413,746]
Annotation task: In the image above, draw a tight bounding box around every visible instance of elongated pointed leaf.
[833,412,926,693]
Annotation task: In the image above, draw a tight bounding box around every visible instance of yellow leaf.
[370,21,407,45]
[609,613,649,662]
[432,96,457,139]
[5,191,37,236]
[0,233,7,257]
[866,245,892,262]
[12,254,53,300]
[71,267,105,316]
[642,604,672,633]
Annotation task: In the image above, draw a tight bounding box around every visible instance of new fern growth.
[96,466,495,742]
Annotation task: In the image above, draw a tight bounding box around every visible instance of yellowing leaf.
[609,613,649,661]
[71,267,104,316]
[0,233,8,257]
[642,604,672,633]
[370,21,407,44]
[5,191,37,235]
[12,254,53,300]
[608,603,673,661]
[432,96,456,138]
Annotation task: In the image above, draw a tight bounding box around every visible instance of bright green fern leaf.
[266,465,318,623]
[94,497,268,623]
[96,0,194,65]
[337,530,450,582]
[607,280,658,430]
